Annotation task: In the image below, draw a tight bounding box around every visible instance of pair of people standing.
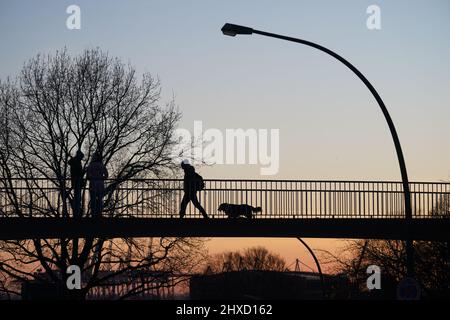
[68,150,108,218]
[70,155,207,219]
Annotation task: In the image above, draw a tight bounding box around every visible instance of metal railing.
[0,179,449,219]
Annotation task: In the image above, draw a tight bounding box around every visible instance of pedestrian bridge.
[0,179,449,240]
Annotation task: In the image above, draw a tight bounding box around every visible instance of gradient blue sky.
[1,0,449,270]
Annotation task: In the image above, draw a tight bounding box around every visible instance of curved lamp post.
[297,238,326,299]
[221,23,414,277]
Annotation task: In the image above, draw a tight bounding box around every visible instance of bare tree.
[206,246,287,273]
[0,48,205,299]
[319,195,450,298]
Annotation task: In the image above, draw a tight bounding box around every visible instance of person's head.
[92,151,102,163]
[181,159,190,169]
[76,150,84,159]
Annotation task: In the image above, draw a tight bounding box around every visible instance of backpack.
[194,172,205,191]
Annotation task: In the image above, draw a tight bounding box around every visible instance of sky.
[1,0,449,272]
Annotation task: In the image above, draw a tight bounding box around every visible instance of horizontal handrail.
[1,177,450,184]
[1,179,449,219]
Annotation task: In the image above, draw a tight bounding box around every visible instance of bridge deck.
[1,179,449,240]
[0,217,448,241]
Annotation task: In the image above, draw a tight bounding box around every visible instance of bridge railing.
[0,179,449,218]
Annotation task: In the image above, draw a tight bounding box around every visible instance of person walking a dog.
[179,160,209,219]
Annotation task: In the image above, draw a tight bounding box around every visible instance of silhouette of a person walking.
[179,160,208,219]
[68,150,84,218]
[87,151,108,217]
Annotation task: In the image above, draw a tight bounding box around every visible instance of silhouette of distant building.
[190,270,350,300]
[19,269,175,300]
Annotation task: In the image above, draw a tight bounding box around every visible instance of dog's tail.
[252,206,262,213]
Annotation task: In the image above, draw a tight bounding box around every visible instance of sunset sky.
[1,0,449,272]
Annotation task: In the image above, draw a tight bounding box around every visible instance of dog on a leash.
[217,203,262,219]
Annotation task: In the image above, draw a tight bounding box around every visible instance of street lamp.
[221,23,253,36]
[221,23,414,277]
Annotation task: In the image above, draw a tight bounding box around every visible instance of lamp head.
[221,23,253,37]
